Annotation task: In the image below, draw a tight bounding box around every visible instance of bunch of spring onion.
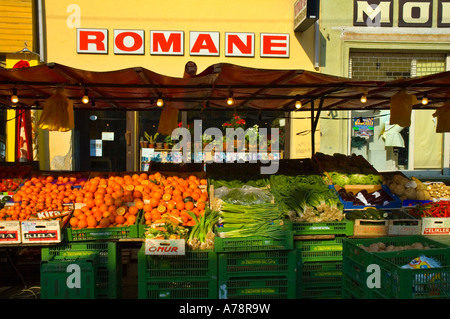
[217,202,289,239]
[270,175,344,222]
[187,208,220,250]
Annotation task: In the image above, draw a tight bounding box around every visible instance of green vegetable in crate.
[217,202,288,239]
[273,184,344,222]
[187,208,220,250]
[345,208,388,220]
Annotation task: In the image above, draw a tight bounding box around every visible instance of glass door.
[74,110,128,172]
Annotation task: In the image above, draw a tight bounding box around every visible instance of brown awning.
[0,62,448,111]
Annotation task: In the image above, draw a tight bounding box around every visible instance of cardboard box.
[144,238,186,255]
[352,219,389,238]
[0,220,21,244]
[21,220,63,244]
[421,217,450,235]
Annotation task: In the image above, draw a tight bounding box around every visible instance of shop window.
[137,109,285,167]
[349,52,446,171]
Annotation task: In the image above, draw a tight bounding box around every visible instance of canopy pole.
[310,96,324,157]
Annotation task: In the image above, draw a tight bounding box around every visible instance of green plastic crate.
[40,257,97,299]
[302,286,343,299]
[295,236,344,262]
[137,245,218,299]
[343,235,450,299]
[140,280,216,299]
[41,242,121,299]
[218,276,296,299]
[301,261,343,289]
[292,220,353,236]
[65,211,142,241]
[218,250,297,280]
[214,231,294,253]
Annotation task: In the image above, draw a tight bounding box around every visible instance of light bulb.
[421,96,428,105]
[81,89,89,104]
[295,100,302,109]
[226,97,235,106]
[360,94,367,104]
[11,89,18,103]
[156,98,164,107]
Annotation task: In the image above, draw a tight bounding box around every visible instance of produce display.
[386,174,431,201]
[336,187,397,207]
[409,201,450,218]
[0,164,32,192]
[345,208,416,222]
[314,152,383,187]
[425,182,450,199]
[0,174,84,222]
[216,202,287,238]
[269,174,344,222]
[360,241,433,253]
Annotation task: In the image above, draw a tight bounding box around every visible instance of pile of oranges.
[0,174,83,222]
[69,172,208,229]
[0,172,209,230]
[141,173,208,227]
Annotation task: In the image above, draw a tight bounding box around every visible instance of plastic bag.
[157,105,179,136]
[433,104,450,133]
[215,185,273,205]
[401,255,443,297]
[37,88,74,132]
[389,89,418,127]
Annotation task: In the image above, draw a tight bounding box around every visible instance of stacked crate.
[342,235,450,299]
[40,242,121,299]
[137,245,218,299]
[215,232,297,299]
[293,220,354,299]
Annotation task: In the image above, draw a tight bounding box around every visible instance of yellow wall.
[44,0,316,75]
[0,0,34,52]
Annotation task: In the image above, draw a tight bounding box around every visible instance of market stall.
[0,63,450,300]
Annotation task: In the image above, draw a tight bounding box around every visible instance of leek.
[217,202,288,239]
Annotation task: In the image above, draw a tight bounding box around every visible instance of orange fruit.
[69,217,79,227]
[162,193,172,201]
[87,215,98,227]
[197,201,206,210]
[77,219,88,229]
[185,201,194,211]
[99,217,110,228]
[149,198,159,208]
[135,200,144,210]
[115,215,125,225]
[85,198,95,208]
[176,201,185,210]
[116,206,127,215]
[128,206,139,215]
[126,214,136,225]
[143,203,153,212]
[157,204,167,213]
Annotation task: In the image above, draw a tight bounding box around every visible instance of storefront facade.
[42,0,319,172]
[319,0,450,176]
